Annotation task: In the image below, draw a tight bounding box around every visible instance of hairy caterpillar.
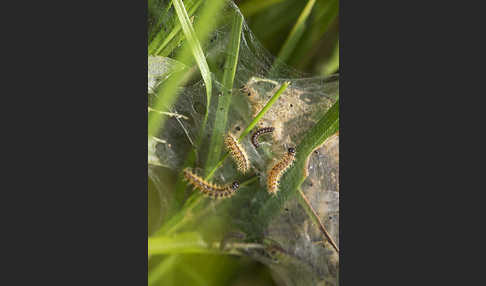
[251,127,275,148]
[183,168,240,199]
[224,133,250,173]
[267,147,296,194]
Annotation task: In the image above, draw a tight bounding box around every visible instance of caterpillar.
[183,168,240,199]
[251,127,275,148]
[224,133,250,173]
[267,147,296,194]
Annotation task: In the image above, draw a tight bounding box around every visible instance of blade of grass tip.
[172,0,212,138]
[204,12,243,175]
[276,0,317,64]
[205,81,290,179]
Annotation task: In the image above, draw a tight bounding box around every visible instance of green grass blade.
[276,0,317,64]
[169,0,228,202]
[290,0,338,69]
[204,12,244,175]
[148,0,203,55]
[148,0,225,137]
[172,0,212,132]
[240,81,290,140]
[148,0,176,47]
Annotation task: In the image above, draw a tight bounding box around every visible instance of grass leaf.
[204,11,244,175]
[172,0,213,133]
[276,0,317,64]
[148,0,203,56]
[290,0,338,69]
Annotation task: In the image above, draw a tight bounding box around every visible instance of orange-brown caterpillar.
[224,133,250,173]
[251,127,275,148]
[183,168,239,199]
[267,147,296,194]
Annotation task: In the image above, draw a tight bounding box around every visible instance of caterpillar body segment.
[224,133,250,173]
[251,127,275,148]
[267,147,296,194]
[183,168,239,199]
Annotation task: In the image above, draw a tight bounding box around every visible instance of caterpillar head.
[231,181,240,190]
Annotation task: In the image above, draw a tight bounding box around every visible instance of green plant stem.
[149,0,203,55]
[204,12,244,176]
[277,0,317,64]
[160,0,227,203]
[291,0,338,69]
[172,0,212,138]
